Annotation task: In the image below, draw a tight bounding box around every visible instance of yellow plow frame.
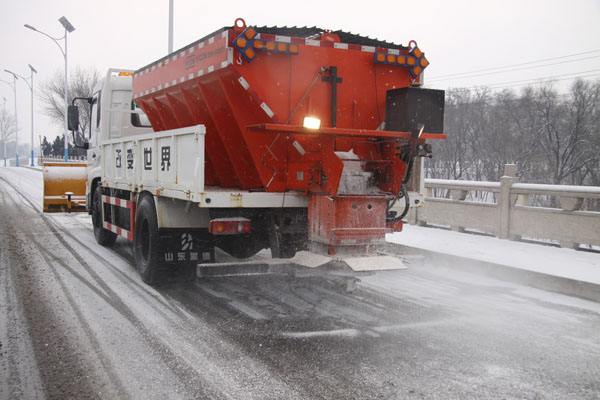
[42,161,88,212]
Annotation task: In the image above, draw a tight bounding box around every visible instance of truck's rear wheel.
[92,185,117,246]
[133,194,165,285]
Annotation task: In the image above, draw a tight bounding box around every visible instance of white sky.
[1,0,600,148]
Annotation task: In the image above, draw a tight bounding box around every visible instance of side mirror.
[67,105,79,131]
[71,130,89,150]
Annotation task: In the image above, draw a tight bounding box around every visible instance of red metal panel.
[308,194,391,251]
[197,77,262,188]
[237,43,411,130]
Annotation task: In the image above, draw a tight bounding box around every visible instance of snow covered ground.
[387,225,600,285]
[1,165,600,399]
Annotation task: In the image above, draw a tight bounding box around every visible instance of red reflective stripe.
[103,219,134,241]
[102,194,134,209]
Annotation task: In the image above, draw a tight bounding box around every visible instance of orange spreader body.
[132,20,430,198]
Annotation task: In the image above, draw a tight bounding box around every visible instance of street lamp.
[25,16,75,162]
[168,0,174,53]
[3,70,19,166]
[1,95,6,166]
[6,66,37,166]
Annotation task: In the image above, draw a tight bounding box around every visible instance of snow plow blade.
[42,162,87,213]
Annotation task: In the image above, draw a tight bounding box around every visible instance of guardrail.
[409,164,600,249]
[2,156,37,167]
[1,156,86,167]
[39,156,87,163]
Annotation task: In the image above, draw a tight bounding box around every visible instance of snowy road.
[1,166,600,399]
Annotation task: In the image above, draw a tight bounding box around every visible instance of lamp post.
[6,66,37,166]
[3,71,19,166]
[25,16,75,162]
[1,95,6,166]
[168,0,174,53]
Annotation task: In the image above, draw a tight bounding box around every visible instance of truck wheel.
[133,194,164,285]
[92,185,117,246]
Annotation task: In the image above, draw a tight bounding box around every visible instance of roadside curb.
[384,242,600,303]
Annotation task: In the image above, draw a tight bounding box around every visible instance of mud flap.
[158,229,215,267]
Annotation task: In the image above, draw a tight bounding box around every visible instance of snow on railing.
[39,156,87,163]
[411,164,600,250]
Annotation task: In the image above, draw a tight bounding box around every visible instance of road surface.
[1,166,599,399]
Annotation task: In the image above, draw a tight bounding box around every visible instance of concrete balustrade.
[410,164,600,250]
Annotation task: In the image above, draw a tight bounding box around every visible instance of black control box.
[385,87,445,133]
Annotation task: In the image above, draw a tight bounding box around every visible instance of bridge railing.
[409,164,600,249]
[39,156,87,163]
[1,156,86,167]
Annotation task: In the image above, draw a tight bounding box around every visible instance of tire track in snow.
[1,172,310,400]
[1,177,229,399]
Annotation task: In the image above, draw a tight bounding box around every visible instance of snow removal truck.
[42,18,446,285]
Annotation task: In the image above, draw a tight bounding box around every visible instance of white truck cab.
[84,69,153,202]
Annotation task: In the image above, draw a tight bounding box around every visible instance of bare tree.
[427,78,600,189]
[584,81,600,188]
[534,81,599,184]
[39,67,100,135]
[0,108,16,159]
[429,88,482,180]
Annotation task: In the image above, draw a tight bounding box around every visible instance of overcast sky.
[1,0,599,149]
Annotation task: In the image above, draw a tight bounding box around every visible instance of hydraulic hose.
[386,184,410,223]
[386,126,422,223]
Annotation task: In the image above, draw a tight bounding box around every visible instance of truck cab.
[84,69,153,206]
